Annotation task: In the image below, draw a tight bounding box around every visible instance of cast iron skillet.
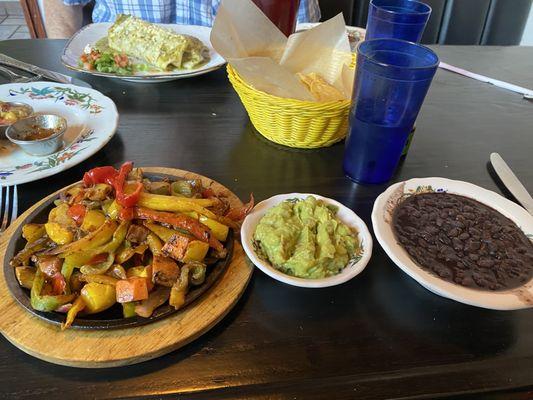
[3,173,234,330]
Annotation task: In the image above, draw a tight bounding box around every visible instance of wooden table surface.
[0,40,532,400]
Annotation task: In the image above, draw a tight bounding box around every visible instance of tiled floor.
[0,1,30,40]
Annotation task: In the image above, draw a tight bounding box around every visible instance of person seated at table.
[44,0,321,38]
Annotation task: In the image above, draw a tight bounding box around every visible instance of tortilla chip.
[297,72,345,102]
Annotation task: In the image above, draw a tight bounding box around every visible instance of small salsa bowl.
[241,193,373,288]
[0,101,33,138]
[6,114,66,156]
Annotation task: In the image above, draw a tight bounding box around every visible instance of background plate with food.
[0,82,118,186]
[61,18,226,83]
[372,177,533,310]
[296,23,366,52]
[241,193,372,288]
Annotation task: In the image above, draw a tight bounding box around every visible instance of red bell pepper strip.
[225,193,255,221]
[83,166,118,186]
[114,162,143,208]
[133,207,223,251]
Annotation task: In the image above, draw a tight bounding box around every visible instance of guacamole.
[253,196,360,279]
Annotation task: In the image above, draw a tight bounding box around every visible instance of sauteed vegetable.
[10,162,253,330]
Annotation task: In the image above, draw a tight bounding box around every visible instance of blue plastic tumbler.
[342,39,439,184]
[366,0,432,43]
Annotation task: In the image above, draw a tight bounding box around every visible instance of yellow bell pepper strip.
[22,224,46,244]
[185,212,228,241]
[62,220,129,264]
[80,282,116,314]
[105,200,121,220]
[143,221,191,242]
[30,269,75,312]
[80,210,107,232]
[146,232,163,256]
[80,274,119,286]
[80,252,115,275]
[134,207,223,251]
[183,241,209,263]
[107,264,127,280]
[44,222,74,245]
[59,220,125,292]
[169,265,189,310]
[61,296,85,330]
[15,266,35,289]
[122,301,137,318]
[137,191,217,211]
[116,243,148,264]
[135,286,170,318]
[48,219,118,256]
[136,190,241,229]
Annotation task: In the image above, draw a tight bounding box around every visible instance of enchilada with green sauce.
[106,14,210,71]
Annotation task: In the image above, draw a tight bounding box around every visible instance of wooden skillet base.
[0,167,254,368]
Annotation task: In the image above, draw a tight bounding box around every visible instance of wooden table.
[0,40,532,399]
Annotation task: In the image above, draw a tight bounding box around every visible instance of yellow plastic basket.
[227,65,353,149]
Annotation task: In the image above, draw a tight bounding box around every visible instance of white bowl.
[241,193,373,288]
[371,177,533,310]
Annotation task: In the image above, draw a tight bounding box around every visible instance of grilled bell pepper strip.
[30,269,75,312]
[136,191,217,211]
[134,207,223,251]
[62,296,85,330]
[114,162,143,208]
[60,221,129,292]
[83,166,118,186]
[10,237,51,267]
[49,220,118,256]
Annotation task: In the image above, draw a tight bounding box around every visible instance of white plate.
[241,193,373,288]
[0,82,118,186]
[371,177,533,310]
[61,23,226,83]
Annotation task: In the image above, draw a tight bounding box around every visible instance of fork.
[0,65,41,83]
[0,186,18,233]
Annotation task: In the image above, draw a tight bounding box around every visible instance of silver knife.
[490,152,533,216]
[0,53,90,88]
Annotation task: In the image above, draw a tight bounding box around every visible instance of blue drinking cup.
[342,39,439,184]
[366,0,432,43]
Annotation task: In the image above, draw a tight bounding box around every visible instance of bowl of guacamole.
[241,194,373,288]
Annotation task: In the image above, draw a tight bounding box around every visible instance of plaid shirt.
[64,0,321,26]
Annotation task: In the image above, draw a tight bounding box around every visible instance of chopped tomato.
[67,204,86,225]
[113,54,129,68]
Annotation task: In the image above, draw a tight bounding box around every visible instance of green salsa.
[253,196,360,279]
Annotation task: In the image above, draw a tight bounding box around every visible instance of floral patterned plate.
[372,177,533,310]
[0,82,118,186]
